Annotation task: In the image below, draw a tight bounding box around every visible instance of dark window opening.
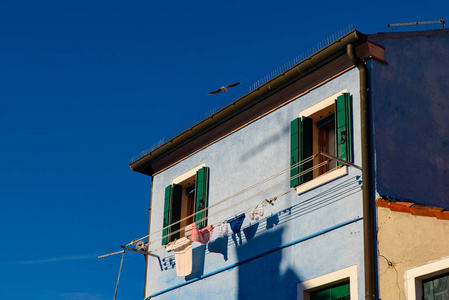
[423,273,449,299]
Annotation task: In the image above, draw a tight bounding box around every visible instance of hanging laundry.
[185,223,214,244]
[227,213,246,234]
[165,237,192,277]
[249,205,264,221]
[218,221,228,238]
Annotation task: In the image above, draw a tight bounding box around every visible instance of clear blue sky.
[0,1,447,299]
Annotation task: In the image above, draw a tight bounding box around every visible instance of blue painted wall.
[144,68,365,299]
[370,30,449,207]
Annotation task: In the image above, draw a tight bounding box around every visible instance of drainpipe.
[347,44,376,300]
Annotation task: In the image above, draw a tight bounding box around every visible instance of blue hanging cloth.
[227,213,246,234]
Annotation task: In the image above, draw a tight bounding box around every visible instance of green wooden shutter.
[194,167,209,229]
[290,117,313,187]
[171,184,182,241]
[162,185,172,245]
[310,282,350,300]
[161,184,182,245]
[302,116,313,183]
[290,118,301,187]
[335,93,353,166]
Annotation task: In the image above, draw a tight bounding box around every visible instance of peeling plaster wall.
[370,29,449,207]
[377,206,449,299]
[144,69,365,299]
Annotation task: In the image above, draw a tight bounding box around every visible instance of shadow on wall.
[239,124,290,163]
[161,256,175,271]
[185,245,206,281]
[160,175,361,275]
[218,175,362,251]
[236,228,302,300]
[208,235,229,261]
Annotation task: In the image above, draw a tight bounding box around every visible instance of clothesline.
[150,174,315,254]
[143,160,331,250]
[149,183,296,253]
[151,161,345,279]
[130,157,329,247]
[127,154,320,246]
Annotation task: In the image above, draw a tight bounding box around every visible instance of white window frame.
[172,163,206,184]
[406,257,449,299]
[296,89,349,195]
[297,265,357,300]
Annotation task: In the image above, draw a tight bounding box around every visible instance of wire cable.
[144,159,330,248]
[148,177,300,253]
[126,154,318,246]
[148,162,342,253]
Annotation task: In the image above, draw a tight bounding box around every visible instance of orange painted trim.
[375,199,390,208]
[153,66,356,176]
[435,211,449,220]
[376,200,414,212]
[410,205,445,218]
[376,198,449,221]
[389,203,413,213]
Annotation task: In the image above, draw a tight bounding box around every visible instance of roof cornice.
[130,30,369,176]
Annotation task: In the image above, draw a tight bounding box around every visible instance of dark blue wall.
[371,30,449,207]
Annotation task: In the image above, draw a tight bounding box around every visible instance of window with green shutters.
[162,167,210,245]
[290,93,353,188]
[310,281,350,300]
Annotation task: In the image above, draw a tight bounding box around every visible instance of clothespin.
[265,199,274,206]
[265,197,278,206]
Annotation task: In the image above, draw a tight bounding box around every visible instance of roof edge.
[130,30,368,176]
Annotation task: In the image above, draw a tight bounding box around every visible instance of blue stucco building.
[129,28,449,299]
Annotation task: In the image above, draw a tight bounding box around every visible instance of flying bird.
[207,82,241,95]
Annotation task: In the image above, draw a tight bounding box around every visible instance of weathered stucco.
[377,206,449,299]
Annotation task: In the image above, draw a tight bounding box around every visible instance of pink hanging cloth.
[185,223,214,244]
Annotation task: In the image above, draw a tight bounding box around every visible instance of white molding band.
[296,166,348,195]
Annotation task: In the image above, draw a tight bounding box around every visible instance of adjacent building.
[129,28,449,299]
[376,199,449,299]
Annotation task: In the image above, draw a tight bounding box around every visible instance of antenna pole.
[113,250,125,300]
[97,250,125,259]
[121,245,159,258]
[388,18,445,29]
